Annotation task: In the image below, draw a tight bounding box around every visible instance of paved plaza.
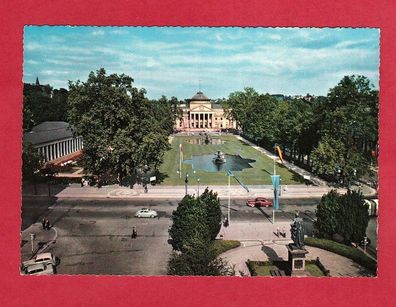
[222,243,373,277]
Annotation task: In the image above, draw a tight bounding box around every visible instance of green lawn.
[305,263,325,277]
[247,260,326,277]
[158,135,304,185]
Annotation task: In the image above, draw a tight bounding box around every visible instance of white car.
[21,263,54,275]
[135,208,158,218]
[22,252,57,269]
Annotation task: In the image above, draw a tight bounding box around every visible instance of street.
[21,196,377,275]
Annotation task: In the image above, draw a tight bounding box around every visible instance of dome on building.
[190,91,210,101]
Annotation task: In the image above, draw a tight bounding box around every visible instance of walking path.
[235,135,327,186]
[221,242,372,277]
[217,219,374,277]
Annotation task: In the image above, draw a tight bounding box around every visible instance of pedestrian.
[45,219,51,230]
[276,227,280,237]
[132,226,137,239]
[41,218,46,230]
[281,226,286,237]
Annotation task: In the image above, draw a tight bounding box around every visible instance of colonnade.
[36,136,83,162]
[189,112,213,129]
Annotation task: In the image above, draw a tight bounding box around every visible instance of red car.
[246,197,272,208]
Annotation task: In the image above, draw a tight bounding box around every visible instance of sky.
[23,26,379,100]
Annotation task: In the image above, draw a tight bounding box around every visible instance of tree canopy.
[168,190,232,276]
[67,68,171,182]
[224,75,378,185]
[23,83,69,131]
[315,189,369,244]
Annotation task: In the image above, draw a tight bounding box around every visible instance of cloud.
[25,42,43,51]
[26,59,39,65]
[91,29,105,36]
[270,34,281,41]
[23,27,379,98]
[111,29,127,35]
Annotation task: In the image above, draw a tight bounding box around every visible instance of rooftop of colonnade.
[23,121,77,146]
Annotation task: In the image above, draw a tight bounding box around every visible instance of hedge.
[211,240,241,256]
[305,237,377,272]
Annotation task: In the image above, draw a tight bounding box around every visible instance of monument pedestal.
[287,244,309,276]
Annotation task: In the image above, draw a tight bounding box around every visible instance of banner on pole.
[271,175,280,210]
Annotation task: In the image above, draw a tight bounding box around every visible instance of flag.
[276,145,284,163]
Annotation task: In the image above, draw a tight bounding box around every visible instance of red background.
[0,0,395,306]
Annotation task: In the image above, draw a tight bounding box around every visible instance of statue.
[205,134,210,144]
[290,212,305,248]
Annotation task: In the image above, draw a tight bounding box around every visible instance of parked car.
[135,208,158,218]
[21,263,54,275]
[246,197,272,207]
[22,252,58,270]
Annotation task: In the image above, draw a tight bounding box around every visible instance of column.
[56,142,60,159]
[199,113,201,128]
[49,144,54,161]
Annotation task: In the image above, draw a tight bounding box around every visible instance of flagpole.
[273,144,276,176]
[179,143,182,178]
[273,144,276,224]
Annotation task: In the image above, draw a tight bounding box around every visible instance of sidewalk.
[20,223,58,262]
[235,135,328,186]
[22,181,376,200]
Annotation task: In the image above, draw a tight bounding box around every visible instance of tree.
[67,68,170,183]
[316,75,378,182]
[22,143,44,195]
[310,135,345,181]
[314,190,341,239]
[167,234,234,276]
[151,96,182,134]
[22,143,44,181]
[168,195,210,252]
[337,190,370,244]
[169,189,222,251]
[23,83,70,131]
[199,188,222,240]
[315,190,369,245]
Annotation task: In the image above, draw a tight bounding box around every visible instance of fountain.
[214,151,226,164]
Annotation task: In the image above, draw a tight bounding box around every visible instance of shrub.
[211,240,240,256]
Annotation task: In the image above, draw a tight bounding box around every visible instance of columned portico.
[174,91,237,132]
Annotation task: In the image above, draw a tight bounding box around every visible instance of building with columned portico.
[23,121,83,163]
[174,91,237,132]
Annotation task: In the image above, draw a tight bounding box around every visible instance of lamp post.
[226,170,234,224]
[142,164,149,193]
[184,172,189,195]
[177,170,189,195]
[197,178,200,197]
